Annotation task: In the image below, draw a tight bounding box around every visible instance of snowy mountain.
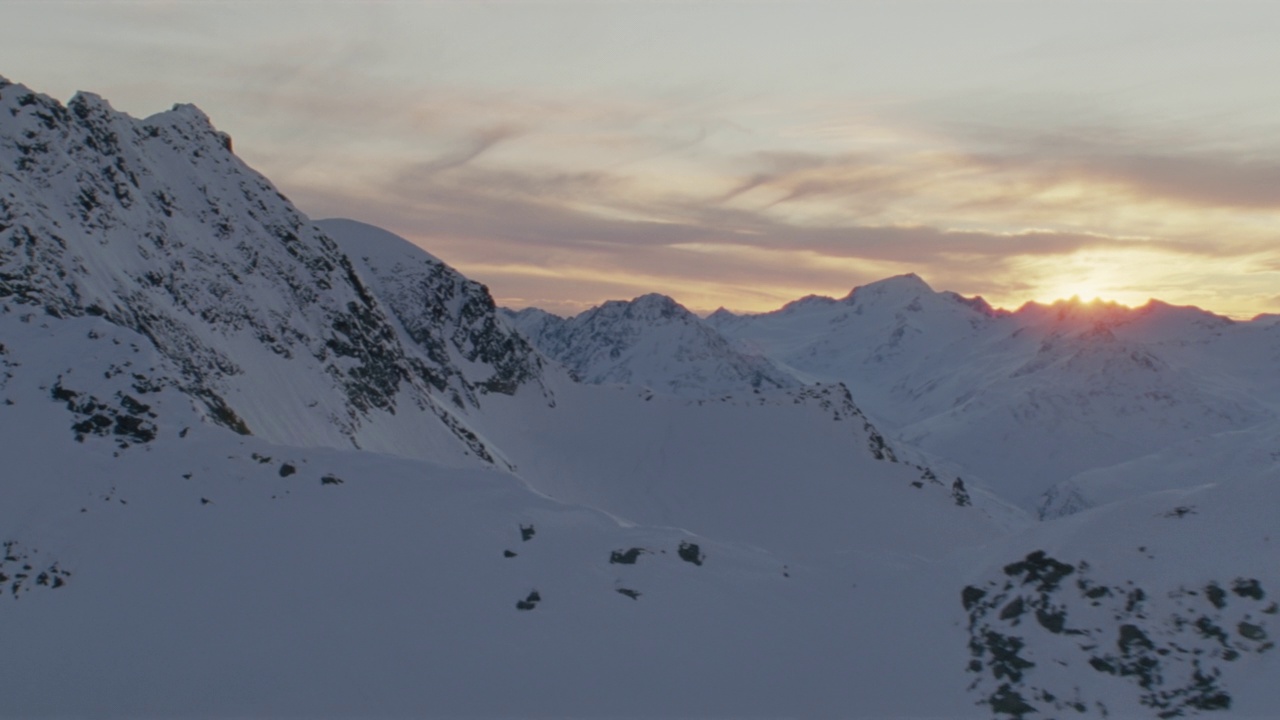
[5,75,1280,719]
[708,273,1005,407]
[0,76,521,465]
[714,281,1278,510]
[505,293,801,397]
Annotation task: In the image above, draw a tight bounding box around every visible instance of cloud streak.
[297,147,1279,316]
[401,125,523,178]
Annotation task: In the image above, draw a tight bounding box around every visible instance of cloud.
[1071,153,1280,209]
[718,151,833,202]
[276,86,1280,318]
[952,123,1280,211]
[400,125,523,178]
[300,153,1225,315]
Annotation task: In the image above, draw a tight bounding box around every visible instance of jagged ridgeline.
[0,76,543,463]
[504,292,799,397]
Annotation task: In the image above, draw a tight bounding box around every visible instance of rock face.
[319,218,548,405]
[0,77,541,463]
[505,293,800,397]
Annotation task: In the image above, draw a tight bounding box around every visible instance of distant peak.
[149,102,215,129]
[66,92,125,133]
[586,293,693,324]
[503,305,564,322]
[139,102,219,137]
[779,294,839,313]
[169,102,210,119]
[941,291,1004,317]
[873,273,933,291]
[627,293,689,319]
[1013,296,1137,327]
[1018,296,1124,312]
[632,292,679,306]
[706,307,738,322]
[68,90,113,111]
[843,273,935,305]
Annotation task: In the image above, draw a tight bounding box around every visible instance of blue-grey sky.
[7,1,1280,317]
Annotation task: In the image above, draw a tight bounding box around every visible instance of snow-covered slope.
[899,313,1267,508]
[478,380,997,560]
[507,293,801,397]
[0,311,884,717]
[0,297,1004,719]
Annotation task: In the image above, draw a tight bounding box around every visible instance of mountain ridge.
[0,77,528,465]
[504,291,801,397]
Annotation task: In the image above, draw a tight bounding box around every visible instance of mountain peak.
[1014,296,1137,328]
[513,292,800,396]
[613,293,690,323]
[163,102,213,124]
[941,291,1004,317]
[67,90,115,113]
[843,273,935,305]
[631,292,680,307]
[776,293,839,314]
[0,77,524,463]
[317,217,444,264]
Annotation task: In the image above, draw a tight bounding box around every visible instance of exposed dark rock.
[1237,622,1266,641]
[1000,597,1026,621]
[515,589,541,611]
[1232,578,1264,601]
[1035,607,1067,634]
[1003,550,1075,593]
[1205,583,1227,610]
[963,585,987,612]
[677,541,704,566]
[987,684,1037,719]
[609,548,644,564]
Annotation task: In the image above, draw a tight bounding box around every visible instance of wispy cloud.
[400,125,523,178]
[301,142,1268,315]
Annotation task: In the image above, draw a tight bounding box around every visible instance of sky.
[6,1,1280,318]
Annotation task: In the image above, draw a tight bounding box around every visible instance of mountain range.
[3,76,1277,719]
